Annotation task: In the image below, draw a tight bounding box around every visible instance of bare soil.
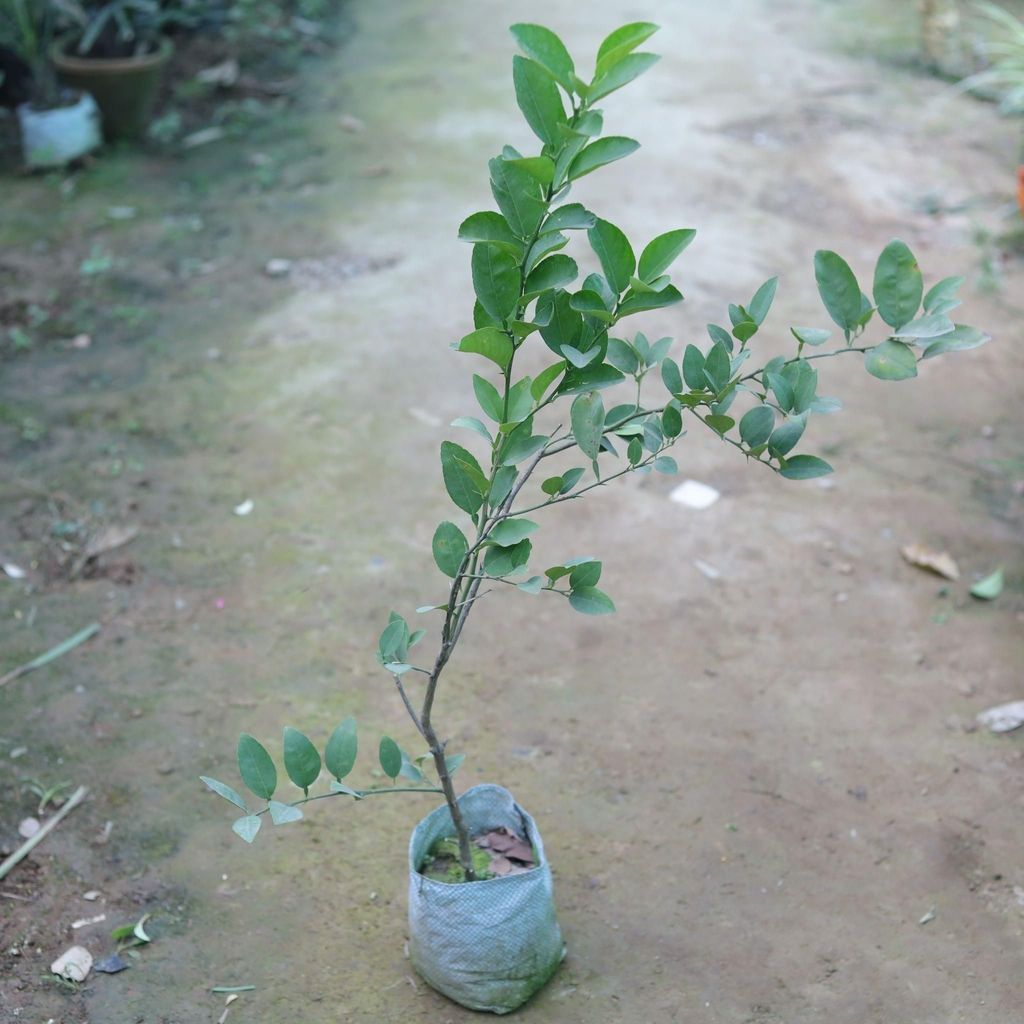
[2,1,1023,1022]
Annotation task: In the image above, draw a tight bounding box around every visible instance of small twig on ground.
[0,623,100,688]
[0,786,88,882]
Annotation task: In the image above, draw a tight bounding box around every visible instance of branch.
[253,784,444,818]
[739,344,872,384]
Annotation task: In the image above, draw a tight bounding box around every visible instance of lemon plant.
[201,20,989,883]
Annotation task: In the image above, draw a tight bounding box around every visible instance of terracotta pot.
[52,36,172,142]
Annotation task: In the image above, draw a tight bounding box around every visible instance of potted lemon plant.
[200,20,990,1014]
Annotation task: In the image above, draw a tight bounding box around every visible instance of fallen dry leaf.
[84,524,139,559]
[900,543,960,581]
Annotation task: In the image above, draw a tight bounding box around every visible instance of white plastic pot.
[17,91,101,169]
[408,785,565,1014]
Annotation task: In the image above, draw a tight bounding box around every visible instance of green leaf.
[814,250,863,333]
[970,568,1004,600]
[432,521,469,578]
[891,314,954,340]
[472,243,520,322]
[237,734,277,801]
[637,228,696,282]
[654,455,678,474]
[538,290,583,355]
[682,344,706,390]
[595,21,659,76]
[588,218,635,294]
[531,360,566,400]
[445,753,466,775]
[440,440,488,514]
[790,326,831,347]
[232,815,262,844]
[568,560,602,588]
[567,136,640,180]
[379,736,402,780]
[705,414,734,435]
[919,325,990,360]
[661,358,683,395]
[513,55,567,147]
[590,51,660,102]
[507,155,556,187]
[766,371,794,412]
[489,156,545,239]
[607,337,639,374]
[748,277,778,325]
[457,211,522,256]
[490,518,539,546]
[473,373,504,422]
[739,406,774,447]
[268,799,304,825]
[569,585,616,615]
[484,538,532,577]
[543,203,596,233]
[506,377,536,423]
[923,275,964,314]
[571,391,605,460]
[399,749,424,783]
[557,363,625,395]
[703,342,731,392]
[525,232,568,273]
[525,254,578,296]
[489,466,517,506]
[324,718,358,781]
[283,727,321,791]
[509,23,575,91]
[662,403,683,438]
[450,416,493,443]
[617,285,683,317]
[559,467,585,493]
[457,327,513,371]
[200,776,248,812]
[779,454,834,480]
[864,340,917,381]
[767,416,805,457]
[500,432,548,466]
[872,239,923,329]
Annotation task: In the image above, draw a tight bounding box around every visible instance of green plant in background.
[201,21,990,880]
[0,0,64,106]
[962,1,1024,113]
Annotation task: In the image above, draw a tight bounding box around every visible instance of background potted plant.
[200,20,991,1015]
[51,0,178,140]
[0,0,101,166]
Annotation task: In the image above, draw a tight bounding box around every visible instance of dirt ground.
[2,1,1023,1022]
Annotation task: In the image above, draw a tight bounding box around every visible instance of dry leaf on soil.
[900,543,960,581]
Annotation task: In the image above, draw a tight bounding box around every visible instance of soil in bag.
[420,826,536,882]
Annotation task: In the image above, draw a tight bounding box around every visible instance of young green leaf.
[864,340,917,381]
[637,229,696,282]
[378,736,402,780]
[268,800,304,825]
[473,373,504,422]
[662,403,683,438]
[524,254,579,296]
[873,239,923,329]
[661,358,683,395]
[767,416,805,457]
[567,136,640,181]
[513,55,567,147]
[891,314,954,340]
[490,465,517,506]
[748,277,778,325]
[237,734,277,801]
[324,718,358,781]
[509,23,575,91]
[445,753,467,775]
[568,560,602,588]
[922,275,964,314]
[283,727,321,792]
[433,521,469,578]
[200,776,248,812]
[489,518,540,546]
[814,250,862,334]
[440,440,489,514]
[484,538,533,577]
[790,326,831,347]
[595,21,659,76]
[682,344,706,390]
[970,568,1003,600]
[232,815,262,844]
[472,243,520,321]
[569,585,616,615]
[919,325,990,360]
[571,390,605,460]
[589,51,660,101]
